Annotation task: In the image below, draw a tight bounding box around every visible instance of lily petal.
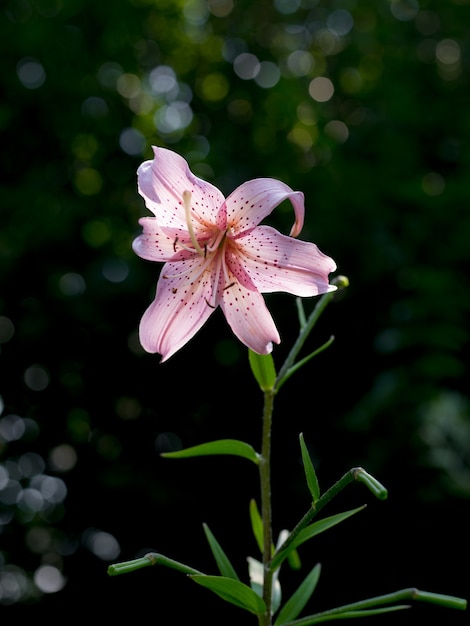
[132,217,195,262]
[139,258,218,361]
[225,178,305,237]
[138,147,226,230]
[235,226,337,296]
[220,279,281,355]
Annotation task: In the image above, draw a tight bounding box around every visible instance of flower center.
[164,191,237,308]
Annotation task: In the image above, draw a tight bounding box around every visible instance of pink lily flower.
[133,146,337,361]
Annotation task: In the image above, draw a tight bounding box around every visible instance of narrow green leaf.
[203,523,239,581]
[274,563,322,625]
[249,499,264,554]
[272,507,365,570]
[299,433,320,503]
[292,506,365,552]
[275,336,335,393]
[249,349,276,391]
[282,605,409,625]
[190,575,267,615]
[286,547,302,570]
[161,439,260,464]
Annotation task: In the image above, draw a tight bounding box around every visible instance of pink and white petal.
[225,178,305,237]
[219,280,280,355]
[132,217,196,262]
[235,226,337,297]
[139,259,216,361]
[138,147,225,230]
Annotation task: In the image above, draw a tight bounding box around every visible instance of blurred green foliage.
[0,0,469,621]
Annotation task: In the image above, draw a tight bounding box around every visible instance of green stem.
[282,588,467,625]
[259,389,276,626]
[107,552,204,577]
[271,468,378,571]
[275,277,347,392]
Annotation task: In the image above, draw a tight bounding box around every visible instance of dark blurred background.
[1,0,469,623]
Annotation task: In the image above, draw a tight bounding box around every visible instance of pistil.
[182,190,205,257]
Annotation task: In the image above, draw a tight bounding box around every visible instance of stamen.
[183,190,205,256]
[205,229,226,253]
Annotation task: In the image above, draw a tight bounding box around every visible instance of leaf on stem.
[248,349,277,391]
[272,506,365,570]
[190,575,267,615]
[203,523,239,580]
[275,336,335,393]
[280,605,409,625]
[161,439,260,464]
[299,433,320,503]
[249,499,264,554]
[291,506,366,552]
[274,563,322,625]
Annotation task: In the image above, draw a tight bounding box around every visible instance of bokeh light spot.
[183,0,209,26]
[436,38,461,68]
[81,96,109,119]
[390,0,419,21]
[274,0,301,15]
[16,58,46,89]
[119,127,146,156]
[339,67,363,94]
[288,126,314,151]
[327,9,354,36]
[199,72,230,102]
[0,415,25,442]
[254,62,281,88]
[24,365,49,392]
[0,317,15,343]
[308,76,334,102]
[18,452,45,478]
[102,259,129,283]
[155,432,182,454]
[49,444,78,472]
[286,50,314,77]
[33,565,66,593]
[0,566,28,604]
[207,0,233,17]
[83,529,120,561]
[116,396,142,420]
[422,172,445,196]
[233,53,260,80]
[116,73,141,99]
[227,98,252,123]
[59,273,86,296]
[74,168,103,196]
[82,220,111,247]
[154,102,193,134]
[324,120,349,143]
